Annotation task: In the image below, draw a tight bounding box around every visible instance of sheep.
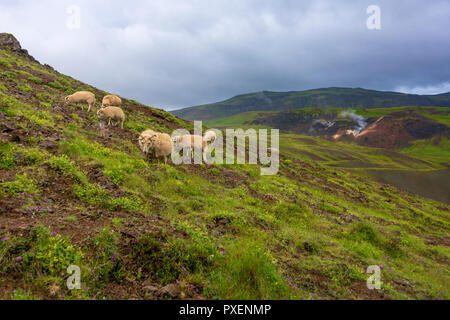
[102,95,122,108]
[138,129,157,155]
[65,91,96,112]
[151,133,174,164]
[203,130,217,143]
[174,134,207,151]
[141,129,157,137]
[97,106,125,129]
[173,134,207,162]
[139,132,173,164]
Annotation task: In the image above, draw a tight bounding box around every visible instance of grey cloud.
[0,0,449,110]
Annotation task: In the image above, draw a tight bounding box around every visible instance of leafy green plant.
[0,59,12,69]
[0,226,83,276]
[47,155,87,183]
[28,76,43,85]
[0,142,16,169]
[0,173,39,196]
[17,146,48,166]
[91,228,124,283]
[208,240,289,299]
[18,82,33,93]
[132,232,215,285]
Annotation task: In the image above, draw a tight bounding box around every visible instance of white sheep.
[173,134,207,162]
[65,91,96,112]
[97,106,125,129]
[139,132,173,164]
[203,130,217,143]
[102,95,122,108]
[138,129,157,155]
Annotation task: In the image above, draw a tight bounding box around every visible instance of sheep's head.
[149,134,159,144]
[139,134,157,154]
[97,108,105,119]
[64,96,70,104]
[172,136,183,145]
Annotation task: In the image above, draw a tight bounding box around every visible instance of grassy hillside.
[0,35,449,300]
[173,88,450,121]
[279,134,449,204]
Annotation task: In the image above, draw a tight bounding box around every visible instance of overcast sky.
[1,0,449,110]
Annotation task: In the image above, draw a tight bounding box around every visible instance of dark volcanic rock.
[0,33,40,64]
[0,33,22,51]
[157,284,181,298]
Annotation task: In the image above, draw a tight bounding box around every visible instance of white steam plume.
[339,109,367,134]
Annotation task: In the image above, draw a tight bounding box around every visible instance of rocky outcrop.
[355,111,448,149]
[0,33,39,64]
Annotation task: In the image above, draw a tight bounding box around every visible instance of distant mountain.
[172,87,450,121]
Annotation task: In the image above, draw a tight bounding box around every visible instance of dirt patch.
[425,235,450,247]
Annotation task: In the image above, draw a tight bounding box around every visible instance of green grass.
[0,142,16,169]
[0,173,39,196]
[208,240,292,299]
[399,137,450,165]
[357,106,450,126]
[0,92,55,127]
[0,41,448,300]
[205,111,268,128]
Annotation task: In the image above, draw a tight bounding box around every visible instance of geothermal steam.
[339,109,367,134]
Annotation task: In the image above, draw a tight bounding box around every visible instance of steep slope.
[172,88,450,121]
[0,34,449,300]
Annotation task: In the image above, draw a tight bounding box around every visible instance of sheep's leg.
[203,149,207,164]
[87,103,91,112]
[121,120,124,129]
[108,118,111,126]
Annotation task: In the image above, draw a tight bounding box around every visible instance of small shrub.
[0,60,12,69]
[47,81,64,90]
[91,228,124,283]
[0,226,83,276]
[132,232,215,285]
[73,183,105,205]
[0,142,16,169]
[36,91,53,103]
[0,173,39,196]
[350,221,380,243]
[17,147,48,166]
[28,76,43,85]
[39,102,51,109]
[47,155,87,183]
[208,240,289,299]
[18,83,33,93]
[318,202,343,214]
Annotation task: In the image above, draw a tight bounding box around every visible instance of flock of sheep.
[64,91,217,164]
